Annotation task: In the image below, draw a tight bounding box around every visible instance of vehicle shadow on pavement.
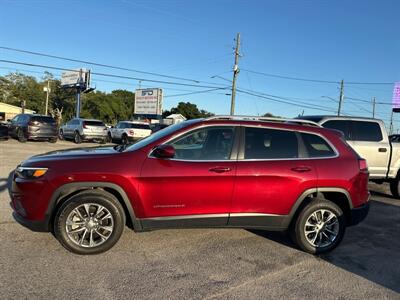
[250,200,400,293]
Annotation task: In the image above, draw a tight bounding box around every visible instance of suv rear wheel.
[389,178,400,198]
[54,190,126,255]
[74,131,82,144]
[17,128,27,143]
[290,200,345,254]
[121,134,128,145]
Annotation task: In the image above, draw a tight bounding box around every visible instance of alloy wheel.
[304,209,339,248]
[65,203,114,248]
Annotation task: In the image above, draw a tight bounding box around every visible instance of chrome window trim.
[240,124,339,161]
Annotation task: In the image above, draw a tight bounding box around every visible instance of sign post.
[61,69,93,118]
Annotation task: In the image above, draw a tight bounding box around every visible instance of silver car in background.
[59,118,108,144]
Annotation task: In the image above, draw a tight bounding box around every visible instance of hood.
[22,146,120,165]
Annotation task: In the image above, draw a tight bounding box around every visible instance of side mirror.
[152,145,175,159]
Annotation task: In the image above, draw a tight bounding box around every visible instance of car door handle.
[378,148,387,153]
[209,167,232,173]
[291,166,311,173]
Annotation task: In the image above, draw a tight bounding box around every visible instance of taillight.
[359,159,368,172]
[83,122,87,129]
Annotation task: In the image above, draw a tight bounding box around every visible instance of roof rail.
[205,115,322,127]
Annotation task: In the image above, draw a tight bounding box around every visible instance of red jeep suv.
[11,116,370,255]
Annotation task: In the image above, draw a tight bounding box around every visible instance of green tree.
[163,102,214,119]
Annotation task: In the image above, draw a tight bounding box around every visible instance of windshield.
[125,119,200,152]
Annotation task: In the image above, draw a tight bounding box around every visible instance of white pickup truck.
[108,121,152,144]
[298,116,400,198]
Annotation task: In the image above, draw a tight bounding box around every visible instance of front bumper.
[12,211,49,232]
[349,202,370,226]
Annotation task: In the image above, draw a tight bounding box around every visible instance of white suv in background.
[108,121,152,144]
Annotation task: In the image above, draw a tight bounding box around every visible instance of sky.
[1,0,399,129]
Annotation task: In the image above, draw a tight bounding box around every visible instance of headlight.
[15,167,48,179]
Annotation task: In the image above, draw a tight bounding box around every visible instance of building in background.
[164,114,187,125]
[0,102,35,121]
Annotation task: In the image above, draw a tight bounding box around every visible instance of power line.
[236,89,340,114]
[242,68,395,85]
[164,87,230,98]
[0,59,227,89]
[0,46,203,83]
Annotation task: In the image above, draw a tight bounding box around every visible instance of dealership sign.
[393,82,400,112]
[134,88,163,115]
[61,69,90,88]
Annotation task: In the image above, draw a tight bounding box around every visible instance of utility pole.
[230,33,240,116]
[44,80,50,115]
[338,79,344,116]
[372,97,376,118]
[389,109,394,135]
[76,69,83,118]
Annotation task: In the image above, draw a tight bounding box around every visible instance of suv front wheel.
[54,190,126,255]
[290,200,345,254]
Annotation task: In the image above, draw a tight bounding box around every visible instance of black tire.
[59,130,64,141]
[390,179,400,198]
[49,137,58,143]
[290,199,346,254]
[17,128,27,143]
[54,190,126,255]
[74,131,82,144]
[121,134,128,145]
[107,133,113,143]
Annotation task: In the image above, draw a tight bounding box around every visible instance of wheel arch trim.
[46,182,141,231]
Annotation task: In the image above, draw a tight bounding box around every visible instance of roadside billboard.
[134,88,163,116]
[61,69,90,88]
[393,82,400,112]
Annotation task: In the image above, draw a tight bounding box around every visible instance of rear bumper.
[82,134,107,141]
[27,132,57,140]
[349,202,370,226]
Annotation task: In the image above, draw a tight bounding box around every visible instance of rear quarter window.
[301,133,336,158]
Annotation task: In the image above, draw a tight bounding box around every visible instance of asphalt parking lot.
[0,139,399,299]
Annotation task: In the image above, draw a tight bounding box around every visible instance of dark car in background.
[151,123,169,133]
[8,114,58,143]
[0,122,9,140]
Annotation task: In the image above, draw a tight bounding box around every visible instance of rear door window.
[301,133,336,158]
[244,127,298,159]
[350,121,382,142]
[322,120,351,140]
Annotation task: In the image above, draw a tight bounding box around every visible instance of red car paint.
[11,118,369,232]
